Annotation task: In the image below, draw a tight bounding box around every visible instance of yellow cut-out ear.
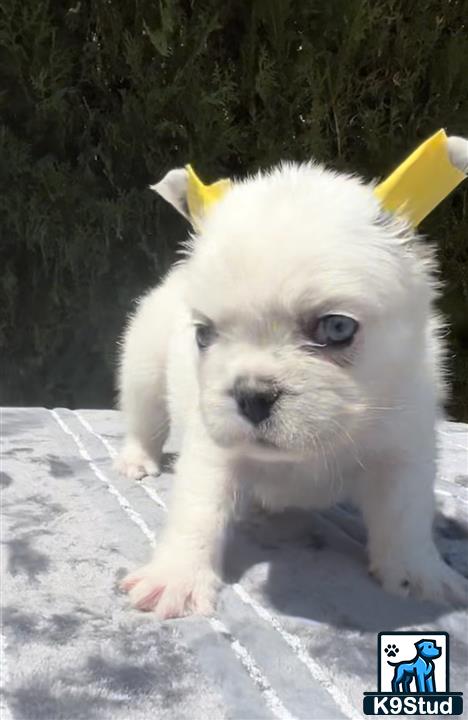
[185,129,467,229]
[185,164,231,228]
[374,129,465,226]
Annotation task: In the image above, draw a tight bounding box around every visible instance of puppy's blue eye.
[310,315,358,347]
[195,323,216,349]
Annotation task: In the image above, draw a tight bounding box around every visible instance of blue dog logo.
[363,631,464,715]
[387,639,441,693]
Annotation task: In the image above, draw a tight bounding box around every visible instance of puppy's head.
[155,163,435,461]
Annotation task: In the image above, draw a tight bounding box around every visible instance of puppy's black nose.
[233,379,280,425]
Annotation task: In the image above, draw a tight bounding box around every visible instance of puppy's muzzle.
[232,377,280,425]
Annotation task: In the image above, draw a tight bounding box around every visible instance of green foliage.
[1,0,467,418]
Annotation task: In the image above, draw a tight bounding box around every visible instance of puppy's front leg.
[357,456,468,605]
[122,431,233,619]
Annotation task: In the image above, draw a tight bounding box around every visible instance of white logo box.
[378,632,448,693]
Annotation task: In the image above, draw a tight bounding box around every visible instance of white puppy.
[117,160,468,618]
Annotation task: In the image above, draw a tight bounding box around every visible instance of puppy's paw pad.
[120,573,143,592]
[384,644,399,657]
[114,447,160,481]
[123,561,219,619]
[134,586,165,611]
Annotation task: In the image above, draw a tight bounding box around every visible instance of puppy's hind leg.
[116,276,179,481]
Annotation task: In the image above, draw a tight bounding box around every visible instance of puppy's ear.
[151,165,232,230]
[374,130,467,227]
[447,135,468,174]
[150,168,190,222]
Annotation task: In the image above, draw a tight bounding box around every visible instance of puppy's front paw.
[121,558,220,619]
[115,441,160,481]
[372,552,468,606]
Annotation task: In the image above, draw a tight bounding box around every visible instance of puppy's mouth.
[206,421,305,463]
[242,433,305,462]
[246,440,304,464]
[253,437,278,450]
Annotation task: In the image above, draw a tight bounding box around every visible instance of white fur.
[447,136,468,174]
[117,161,468,618]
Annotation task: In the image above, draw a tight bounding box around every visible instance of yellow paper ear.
[185,130,466,229]
[374,129,465,226]
[185,164,231,228]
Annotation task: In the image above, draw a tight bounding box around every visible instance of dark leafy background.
[1,0,467,418]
